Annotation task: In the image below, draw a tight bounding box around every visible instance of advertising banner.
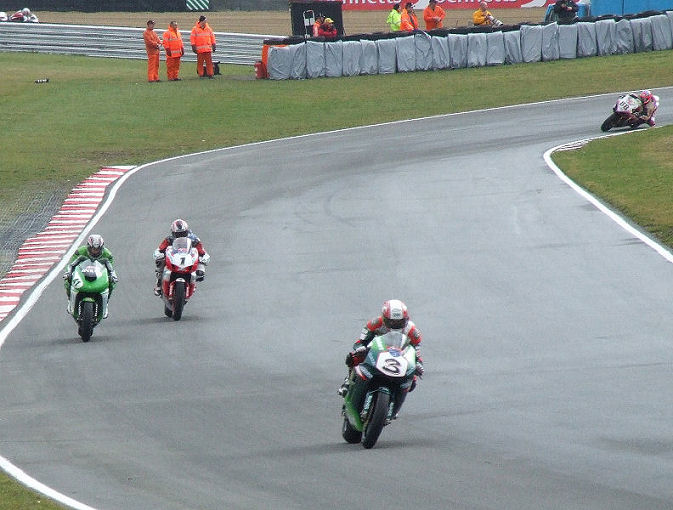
[342,0,552,10]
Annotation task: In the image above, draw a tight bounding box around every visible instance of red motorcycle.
[601,94,644,132]
[157,237,200,321]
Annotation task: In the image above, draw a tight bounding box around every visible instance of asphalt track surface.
[2,90,673,510]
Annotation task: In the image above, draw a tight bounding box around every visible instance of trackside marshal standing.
[190,15,217,79]
[163,21,184,81]
[143,19,161,82]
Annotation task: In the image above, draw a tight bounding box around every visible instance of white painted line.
[545,137,673,264]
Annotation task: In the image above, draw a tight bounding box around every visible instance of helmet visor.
[384,317,408,330]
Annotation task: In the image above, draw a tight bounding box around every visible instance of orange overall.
[162,25,184,81]
[143,28,161,82]
[190,22,216,77]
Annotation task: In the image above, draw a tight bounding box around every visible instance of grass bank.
[553,128,673,248]
[1,48,672,509]
[2,49,672,213]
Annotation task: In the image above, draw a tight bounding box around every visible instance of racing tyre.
[172,281,185,321]
[342,417,362,444]
[601,113,618,132]
[79,301,94,342]
[362,390,389,449]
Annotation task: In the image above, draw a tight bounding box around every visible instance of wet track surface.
[1,90,673,509]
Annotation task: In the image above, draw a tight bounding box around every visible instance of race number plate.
[375,350,408,378]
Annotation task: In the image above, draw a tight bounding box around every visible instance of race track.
[2,90,673,510]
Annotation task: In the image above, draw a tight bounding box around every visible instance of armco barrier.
[0,22,279,65]
[263,10,673,79]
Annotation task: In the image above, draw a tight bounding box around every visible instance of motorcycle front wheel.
[362,391,389,449]
[601,113,618,132]
[79,301,95,342]
[172,281,186,321]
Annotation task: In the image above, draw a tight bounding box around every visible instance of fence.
[0,22,277,65]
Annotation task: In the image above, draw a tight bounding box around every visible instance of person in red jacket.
[318,17,338,38]
[143,19,161,83]
[400,2,419,31]
[338,299,424,420]
[153,218,210,296]
[190,15,217,78]
[312,13,325,37]
[423,0,445,30]
[162,21,184,81]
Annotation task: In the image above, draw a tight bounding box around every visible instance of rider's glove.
[62,271,71,280]
[345,346,367,368]
[415,361,424,377]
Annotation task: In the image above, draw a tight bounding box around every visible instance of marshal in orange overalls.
[143,20,161,82]
[190,17,217,78]
[162,22,184,81]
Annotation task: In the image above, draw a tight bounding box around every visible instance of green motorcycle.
[65,258,112,342]
[341,331,418,449]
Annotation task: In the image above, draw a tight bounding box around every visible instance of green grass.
[553,128,673,247]
[0,49,672,509]
[0,475,68,509]
[1,50,673,212]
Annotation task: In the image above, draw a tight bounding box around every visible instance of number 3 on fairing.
[375,352,408,377]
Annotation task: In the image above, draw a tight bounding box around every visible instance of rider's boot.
[337,376,349,397]
[101,292,110,319]
[154,273,162,296]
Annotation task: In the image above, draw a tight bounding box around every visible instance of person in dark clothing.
[553,0,579,23]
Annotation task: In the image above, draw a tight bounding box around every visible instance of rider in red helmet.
[637,89,658,127]
[153,218,210,296]
[338,299,424,418]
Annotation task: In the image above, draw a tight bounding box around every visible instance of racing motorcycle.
[341,331,419,449]
[66,258,112,342]
[601,94,644,132]
[156,237,201,321]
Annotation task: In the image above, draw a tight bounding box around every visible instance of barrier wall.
[263,10,673,79]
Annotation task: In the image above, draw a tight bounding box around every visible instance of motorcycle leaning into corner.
[341,330,421,449]
[64,257,115,342]
[154,237,208,321]
[601,93,658,132]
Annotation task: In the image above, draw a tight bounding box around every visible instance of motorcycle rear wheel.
[362,391,389,449]
[601,113,618,132]
[172,281,186,321]
[79,301,94,342]
[342,416,362,444]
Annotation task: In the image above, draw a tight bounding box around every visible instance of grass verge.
[552,127,673,247]
[1,50,672,213]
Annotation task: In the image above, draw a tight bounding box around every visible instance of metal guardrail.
[0,22,279,65]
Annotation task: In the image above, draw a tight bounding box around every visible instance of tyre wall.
[264,10,673,80]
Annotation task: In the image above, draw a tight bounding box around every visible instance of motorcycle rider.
[153,218,210,296]
[635,89,658,127]
[338,299,424,419]
[11,7,37,22]
[62,234,118,318]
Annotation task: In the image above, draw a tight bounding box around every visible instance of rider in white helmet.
[153,218,210,296]
[337,299,424,419]
[636,90,658,127]
[62,234,118,318]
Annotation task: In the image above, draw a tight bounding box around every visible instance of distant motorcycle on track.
[601,94,648,132]
[65,258,112,342]
[155,237,201,321]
